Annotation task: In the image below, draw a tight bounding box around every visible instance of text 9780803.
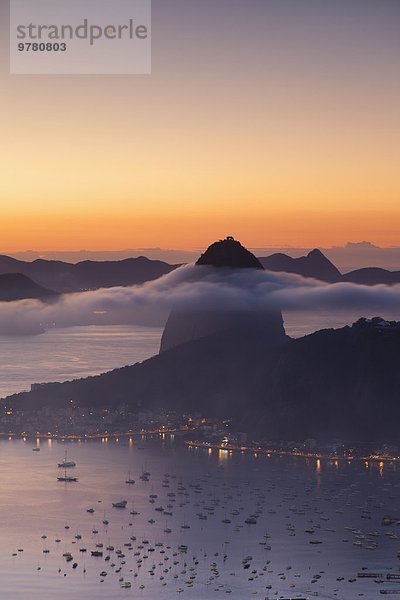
[18,43,67,52]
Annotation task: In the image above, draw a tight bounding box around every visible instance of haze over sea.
[1,309,395,399]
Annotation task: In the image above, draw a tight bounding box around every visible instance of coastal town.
[1,402,398,465]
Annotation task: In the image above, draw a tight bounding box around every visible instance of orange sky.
[0,0,399,251]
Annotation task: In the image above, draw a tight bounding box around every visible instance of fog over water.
[2,265,400,337]
[1,264,399,397]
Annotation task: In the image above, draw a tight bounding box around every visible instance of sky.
[0,0,399,251]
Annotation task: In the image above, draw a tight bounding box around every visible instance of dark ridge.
[0,255,178,293]
[0,273,57,302]
[259,249,341,282]
[342,267,400,286]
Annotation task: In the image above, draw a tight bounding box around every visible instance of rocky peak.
[160,237,285,353]
[196,236,264,269]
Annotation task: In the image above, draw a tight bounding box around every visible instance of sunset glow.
[1,0,399,250]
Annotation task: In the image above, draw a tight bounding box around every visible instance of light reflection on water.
[0,437,399,599]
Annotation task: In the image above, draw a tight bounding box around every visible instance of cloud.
[1,264,400,335]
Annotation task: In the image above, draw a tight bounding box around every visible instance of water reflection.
[0,437,399,600]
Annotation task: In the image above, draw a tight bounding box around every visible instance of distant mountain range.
[0,255,178,293]
[259,249,341,282]
[1,246,399,302]
[341,268,400,285]
[259,249,400,285]
[7,242,400,272]
[0,249,400,301]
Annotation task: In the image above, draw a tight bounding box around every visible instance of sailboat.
[58,448,76,468]
[139,465,150,481]
[57,465,78,482]
[125,471,135,485]
[130,501,140,516]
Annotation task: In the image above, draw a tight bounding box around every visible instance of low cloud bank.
[1,265,400,335]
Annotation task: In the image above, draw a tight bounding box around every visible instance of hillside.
[0,273,57,302]
[6,317,400,442]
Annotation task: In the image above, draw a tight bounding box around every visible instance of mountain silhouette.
[342,267,400,285]
[1,246,399,293]
[259,249,341,282]
[0,273,57,302]
[160,237,286,352]
[196,236,264,269]
[0,255,177,293]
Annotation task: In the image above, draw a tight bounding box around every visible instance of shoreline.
[1,430,396,465]
[185,440,398,464]
[0,428,187,441]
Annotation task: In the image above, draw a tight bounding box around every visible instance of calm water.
[0,325,163,398]
[0,437,399,599]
